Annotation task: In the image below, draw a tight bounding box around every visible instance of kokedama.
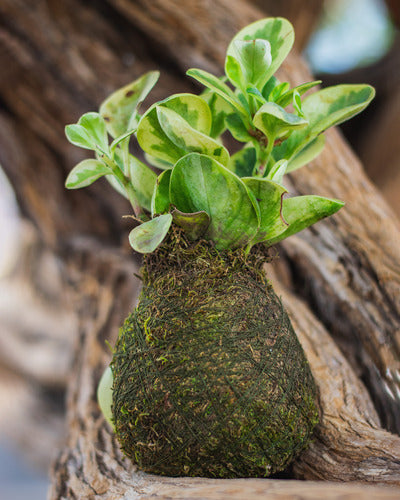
[65,17,374,478]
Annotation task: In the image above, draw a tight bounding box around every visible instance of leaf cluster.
[65,17,374,254]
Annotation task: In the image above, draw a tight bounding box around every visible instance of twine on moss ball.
[111,231,319,478]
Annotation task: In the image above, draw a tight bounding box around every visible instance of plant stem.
[101,153,143,217]
[253,134,275,177]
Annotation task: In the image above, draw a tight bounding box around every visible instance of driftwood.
[0,0,400,497]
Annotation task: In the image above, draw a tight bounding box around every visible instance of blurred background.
[0,0,398,498]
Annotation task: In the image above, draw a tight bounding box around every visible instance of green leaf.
[226,17,294,88]
[253,102,308,140]
[242,177,288,244]
[226,39,272,91]
[228,146,257,177]
[302,84,375,135]
[286,135,325,173]
[200,91,231,138]
[275,80,321,108]
[106,174,128,199]
[65,159,112,189]
[266,159,287,184]
[128,155,157,212]
[97,366,114,429]
[99,71,160,138]
[225,113,254,143]
[129,214,172,253]
[266,195,344,246]
[246,87,266,105]
[145,153,174,171]
[225,55,246,93]
[171,208,210,240]
[156,106,230,165]
[152,169,172,216]
[269,82,290,102]
[186,68,248,119]
[65,112,108,152]
[170,153,259,249]
[275,84,375,162]
[137,93,212,164]
[262,76,279,100]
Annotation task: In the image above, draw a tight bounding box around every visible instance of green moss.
[111,229,319,477]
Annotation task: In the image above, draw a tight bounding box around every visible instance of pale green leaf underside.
[97,366,114,429]
[156,106,230,166]
[266,195,344,246]
[129,214,173,253]
[286,135,325,173]
[128,155,157,212]
[100,71,160,138]
[243,177,288,244]
[65,159,111,189]
[186,68,248,119]
[228,39,272,90]
[137,93,212,164]
[171,208,210,240]
[275,84,375,162]
[254,102,308,139]
[170,153,259,249]
[226,17,294,88]
[65,112,108,152]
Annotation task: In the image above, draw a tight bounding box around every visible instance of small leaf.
[269,82,290,102]
[65,159,111,189]
[97,366,114,429]
[170,153,259,249]
[293,90,305,118]
[262,76,279,100]
[156,106,230,165]
[275,84,375,162]
[225,55,246,93]
[266,159,287,184]
[225,113,254,143]
[243,177,288,244]
[226,17,294,87]
[302,84,375,136]
[186,68,248,119]
[200,91,232,138]
[253,102,308,141]
[266,195,344,246]
[275,80,321,108]
[66,112,109,152]
[137,93,212,164]
[152,170,172,216]
[129,214,172,253]
[246,87,266,105]
[229,146,257,177]
[99,71,160,138]
[286,135,325,173]
[171,208,210,240]
[227,39,272,91]
[128,155,157,212]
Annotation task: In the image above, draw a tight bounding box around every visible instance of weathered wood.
[48,243,400,498]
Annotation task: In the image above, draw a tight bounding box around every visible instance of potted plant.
[65,17,374,478]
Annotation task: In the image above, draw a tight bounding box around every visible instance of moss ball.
[111,234,319,477]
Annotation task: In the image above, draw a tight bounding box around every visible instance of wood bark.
[0,0,399,497]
